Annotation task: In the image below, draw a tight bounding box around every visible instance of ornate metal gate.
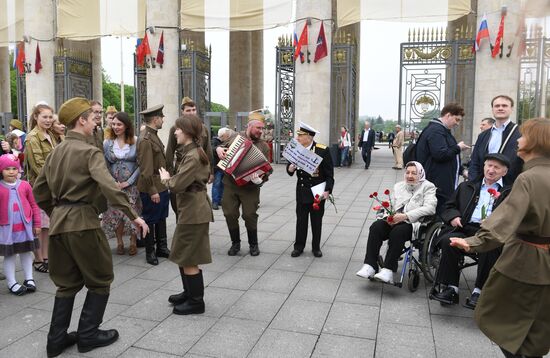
[518,29,550,123]
[330,30,358,164]
[274,35,295,164]
[398,27,475,141]
[133,55,147,132]
[179,39,211,117]
[54,47,93,111]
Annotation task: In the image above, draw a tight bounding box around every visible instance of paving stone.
[312,333,375,358]
[109,278,165,305]
[270,299,331,335]
[209,267,264,290]
[120,289,174,322]
[375,322,436,358]
[189,316,267,358]
[317,245,354,262]
[203,254,241,272]
[225,289,287,322]
[322,301,378,339]
[203,286,245,318]
[0,290,51,319]
[111,263,149,288]
[380,289,431,328]
[135,315,217,356]
[250,269,303,294]
[304,259,348,280]
[0,308,51,349]
[118,347,180,357]
[290,276,340,303]
[335,279,382,307]
[248,329,318,358]
[233,252,279,270]
[255,239,292,254]
[271,254,314,272]
[137,260,180,282]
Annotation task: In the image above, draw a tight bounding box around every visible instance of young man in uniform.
[286,122,334,258]
[137,104,171,265]
[33,97,148,357]
[216,111,271,257]
[87,100,104,151]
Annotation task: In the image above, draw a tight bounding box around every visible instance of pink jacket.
[0,180,41,228]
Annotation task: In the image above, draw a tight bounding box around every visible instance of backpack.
[402,123,430,164]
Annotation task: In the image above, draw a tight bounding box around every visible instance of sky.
[102,21,440,119]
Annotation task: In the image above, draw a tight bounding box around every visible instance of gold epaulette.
[315,143,327,149]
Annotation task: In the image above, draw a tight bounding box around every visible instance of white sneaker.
[356,264,376,279]
[373,268,394,284]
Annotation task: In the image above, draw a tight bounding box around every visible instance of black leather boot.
[144,232,158,265]
[247,229,260,256]
[155,220,171,258]
[173,271,205,315]
[227,228,241,256]
[77,292,119,353]
[168,267,188,305]
[46,296,77,357]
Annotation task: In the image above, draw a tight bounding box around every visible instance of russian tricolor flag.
[474,13,490,52]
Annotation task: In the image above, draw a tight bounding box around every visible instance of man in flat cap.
[165,97,213,214]
[286,122,334,258]
[429,153,511,309]
[87,100,105,151]
[137,104,171,265]
[216,110,271,256]
[33,97,148,356]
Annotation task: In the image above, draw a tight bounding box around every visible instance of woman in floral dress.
[102,112,142,255]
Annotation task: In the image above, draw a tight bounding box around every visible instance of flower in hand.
[312,194,321,211]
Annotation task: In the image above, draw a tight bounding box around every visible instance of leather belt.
[55,199,88,207]
[186,183,206,193]
[517,233,550,250]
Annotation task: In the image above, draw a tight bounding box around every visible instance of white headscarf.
[404,161,426,190]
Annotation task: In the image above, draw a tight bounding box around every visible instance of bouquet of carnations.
[370,189,395,223]
[312,194,338,213]
[481,188,501,220]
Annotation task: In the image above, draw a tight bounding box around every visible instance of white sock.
[473,287,481,295]
[448,285,459,294]
[3,255,18,288]
[20,252,34,281]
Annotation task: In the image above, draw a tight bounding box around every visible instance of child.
[0,154,41,295]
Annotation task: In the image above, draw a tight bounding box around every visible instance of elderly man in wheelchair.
[356,161,437,285]
[429,153,511,308]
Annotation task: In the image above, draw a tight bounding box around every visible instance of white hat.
[297,122,319,136]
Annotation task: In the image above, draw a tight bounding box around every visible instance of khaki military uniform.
[33,131,138,297]
[24,127,58,185]
[163,143,213,266]
[137,126,167,196]
[86,127,104,152]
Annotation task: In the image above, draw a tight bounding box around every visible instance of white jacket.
[392,180,437,228]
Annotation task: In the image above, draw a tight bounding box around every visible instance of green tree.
[9,51,18,118]
[211,102,228,112]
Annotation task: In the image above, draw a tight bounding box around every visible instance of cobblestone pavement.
[0,145,540,357]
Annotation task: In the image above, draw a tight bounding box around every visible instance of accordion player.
[217,134,272,186]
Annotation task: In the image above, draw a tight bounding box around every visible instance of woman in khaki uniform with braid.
[159,115,213,316]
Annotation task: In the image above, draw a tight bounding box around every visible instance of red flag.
[492,14,505,58]
[137,32,152,66]
[294,23,308,61]
[314,22,328,63]
[15,42,26,75]
[156,31,164,65]
[34,43,42,73]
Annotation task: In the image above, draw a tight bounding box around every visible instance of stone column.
[472,0,522,141]
[146,0,180,144]
[229,31,252,123]
[0,47,10,113]
[250,30,263,111]
[24,0,56,112]
[295,0,332,145]
[90,38,102,102]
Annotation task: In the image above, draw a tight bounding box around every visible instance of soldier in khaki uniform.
[165,97,213,213]
[87,100,104,151]
[159,115,213,315]
[33,97,148,357]
[216,111,271,257]
[137,104,171,265]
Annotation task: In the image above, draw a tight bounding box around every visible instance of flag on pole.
[492,14,505,58]
[136,32,152,66]
[293,32,304,63]
[294,23,308,63]
[35,43,43,73]
[15,42,26,75]
[156,31,164,65]
[473,13,490,52]
[313,22,328,63]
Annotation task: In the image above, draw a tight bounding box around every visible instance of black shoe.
[249,244,260,256]
[464,292,480,310]
[47,296,77,358]
[312,249,323,258]
[77,292,119,353]
[291,249,303,257]
[146,250,159,265]
[155,222,171,258]
[228,242,240,256]
[23,279,37,293]
[212,203,219,210]
[173,271,205,315]
[430,287,459,305]
[8,283,27,296]
[144,232,159,265]
[168,268,188,305]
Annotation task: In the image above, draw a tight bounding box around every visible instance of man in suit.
[468,95,522,185]
[287,122,334,258]
[358,121,376,169]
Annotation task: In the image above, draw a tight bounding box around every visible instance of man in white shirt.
[358,122,376,169]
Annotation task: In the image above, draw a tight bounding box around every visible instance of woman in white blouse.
[338,126,352,167]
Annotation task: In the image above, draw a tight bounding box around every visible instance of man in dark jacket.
[416,103,470,214]
[287,122,334,258]
[429,153,511,309]
[468,95,522,185]
[358,121,376,169]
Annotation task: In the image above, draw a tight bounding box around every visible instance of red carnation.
[493,191,501,199]
[387,215,394,223]
[372,205,381,211]
[381,201,390,208]
[312,203,320,211]
[384,189,390,195]
[369,194,373,198]
[315,194,320,199]
[372,192,378,197]
[487,188,497,196]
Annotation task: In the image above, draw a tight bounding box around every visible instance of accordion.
[217,135,272,186]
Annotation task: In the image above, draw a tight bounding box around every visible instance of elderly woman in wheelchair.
[357,161,437,284]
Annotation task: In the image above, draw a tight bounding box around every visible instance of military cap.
[106,105,118,114]
[248,110,265,123]
[484,153,511,168]
[140,104,164,118]
[9,119,23,131]
[297,122,318,137]
[181,96,195,107]
[58,97,92,125]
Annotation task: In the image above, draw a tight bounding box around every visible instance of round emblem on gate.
[412,93,439,117]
